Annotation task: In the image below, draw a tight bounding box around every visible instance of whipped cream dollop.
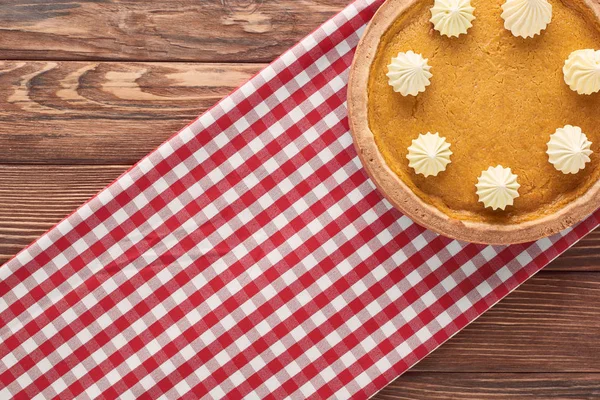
[387,51,432,96]
[406,132,453,177]
[501,0,552,38]
[430,0,476,38]
[476,166,520,210]
[547,125,593,174]
[563,49,600,95]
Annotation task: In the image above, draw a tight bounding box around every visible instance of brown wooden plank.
[413,272,600,373]
[1,60,600,264]
[546,230,600,271]
[0,165,125,263]
[0,61,263,164]
[0,0,349,63]
[374,373,600,399]
[1,164,600,271]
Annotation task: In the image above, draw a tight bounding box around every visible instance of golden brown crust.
[348,0,600,245]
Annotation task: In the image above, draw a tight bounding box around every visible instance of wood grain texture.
[2,1,600,398]
[1,164,600,271]
[373,373,600,399]
[413,272,600,372]
[0,61,263,164]
[1,58,598,269]
[547,230,600,271]
[0,165,125,263]
[0,0,348,62]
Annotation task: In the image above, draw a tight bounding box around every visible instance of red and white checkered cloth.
[1,0,599,398]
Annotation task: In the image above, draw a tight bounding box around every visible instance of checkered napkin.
[1,0,599,398]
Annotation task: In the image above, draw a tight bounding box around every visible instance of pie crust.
[348,0,600,244]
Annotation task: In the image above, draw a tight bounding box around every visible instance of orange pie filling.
[368,0,600,224]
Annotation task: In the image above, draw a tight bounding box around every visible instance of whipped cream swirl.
[406,132,453,177]
[547,125,593,174]
[387,51,432,97]
[501,0,552,38]
[430,0,476,38]
[476,166,520,210]
[563,49,600,95]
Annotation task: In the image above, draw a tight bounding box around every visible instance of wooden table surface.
[1,1,599,398]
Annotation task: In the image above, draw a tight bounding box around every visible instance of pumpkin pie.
[348,0,600,244]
